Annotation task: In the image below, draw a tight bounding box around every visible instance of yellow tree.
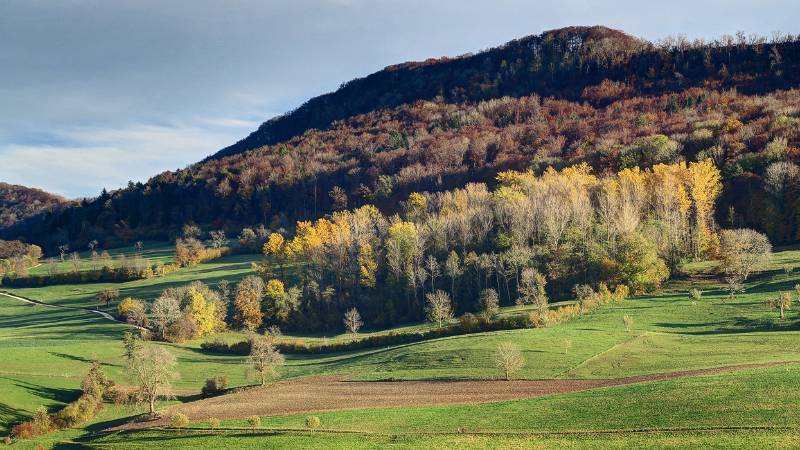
[187,285,222,337]
[685,159,722,257]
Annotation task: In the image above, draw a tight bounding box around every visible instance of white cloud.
[0,121,254,198]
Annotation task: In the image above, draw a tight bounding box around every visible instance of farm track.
[0,290,145,329]
[126,361,793,429]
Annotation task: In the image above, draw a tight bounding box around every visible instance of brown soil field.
[123,361,789,429]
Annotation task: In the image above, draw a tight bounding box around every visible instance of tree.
[724,271,745,302]
[765,292,792,318]
[182,223,201,239]
[342,308,363,334]
[719,229,772,280]
[122,330,144,363]
[58,244,69,262]
[234,276,264,331]
[186,285,223,336]
[128,345,178,415]
[209,230,228,249]
[117,297,147,327]
[247,337,285,385]
[265,279,290,322]
[425,290,453,328]
[151,293,182,339]
[623,314,634,332]
[516,268,548,314]
[96,288,120,309]
[494,342,524,381]
[444,251,463,300]
[479,288,500,317]
[175,238,205,267]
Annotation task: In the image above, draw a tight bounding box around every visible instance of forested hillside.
[0,182,66,230]
[3,26,800,251]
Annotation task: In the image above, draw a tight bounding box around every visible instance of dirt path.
[0,290,146,330]
[129,361,791,428]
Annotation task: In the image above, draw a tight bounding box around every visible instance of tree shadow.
[13,380,80,404]
[654,317,800,335]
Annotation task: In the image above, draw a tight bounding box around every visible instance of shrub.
[11,422,33,440]
[247,415,261,430]
[3,436,11,445]
[31,406,51,435]
[689,288,702,304]
[306,416,321,432]
[623,314,634,332]
[208,418,221,429]
[201,376,229,397]
[458,313,479,333]
[170,413,190,428]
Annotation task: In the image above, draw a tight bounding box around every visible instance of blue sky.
[2,0,798,198]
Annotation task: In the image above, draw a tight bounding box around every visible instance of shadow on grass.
[654,317,800,335]
[13,379,80,404]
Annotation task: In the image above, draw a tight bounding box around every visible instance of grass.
[2,248,800,447]
[56,429,800,450]
[27,241,174,276]
[4,252,262,309]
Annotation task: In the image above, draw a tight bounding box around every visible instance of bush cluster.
[11,362,113,441]
[201,376,230,397]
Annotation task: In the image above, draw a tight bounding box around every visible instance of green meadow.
[1,247,799,448]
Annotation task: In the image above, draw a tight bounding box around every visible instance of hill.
[0,182,66,230]
[4,26,800,251]
[209,26,800,160]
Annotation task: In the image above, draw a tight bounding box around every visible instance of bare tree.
[343,308,363,334]
[425,290,453,328]
[128,346,178,415]
[719,229,772,280]
[151,293,182,339]
[516,268,548,314]
[210,230,228,249]
[58,244,69,262]
[247,337,285,385]
[479,288,500,317]
[494,342,524,381]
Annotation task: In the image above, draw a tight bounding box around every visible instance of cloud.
[0,121,253,198]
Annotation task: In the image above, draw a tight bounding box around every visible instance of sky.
[1,0,798,198]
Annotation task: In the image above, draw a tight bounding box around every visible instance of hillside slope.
[0,182,66,230]
[210,25,800,160]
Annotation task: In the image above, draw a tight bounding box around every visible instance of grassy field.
[27,241,174,276]
[1,248,799,448]
[5,252,261,309]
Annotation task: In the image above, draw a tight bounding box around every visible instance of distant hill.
[5,26,800,250]
[209,25,800,160]
[0,182,66,230]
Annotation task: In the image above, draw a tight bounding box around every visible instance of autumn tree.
[128,345,178,415]
[234,276,264,331]
[494,342,524,381]
[517,268,548,313]
[247,337,285,385]
[96,288,120,309]
[719,229,772,280]
[765,292,792,318]
[479,288,500,317]
[117,297,148,327]
[425,290,453,328]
